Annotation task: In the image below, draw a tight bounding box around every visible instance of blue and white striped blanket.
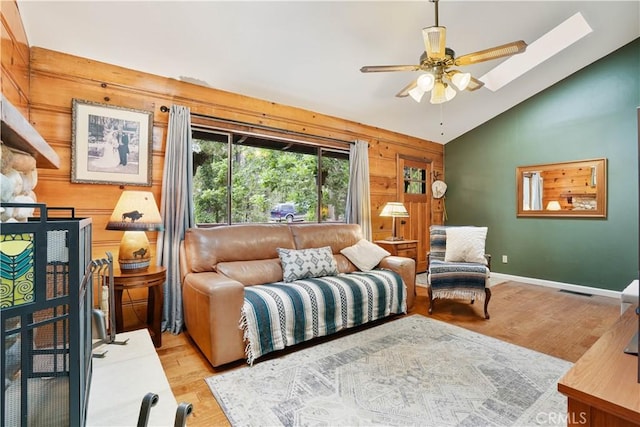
[240,269,406,364]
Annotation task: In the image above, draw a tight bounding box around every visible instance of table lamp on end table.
[380,202,409,241]
[106,191,164,272]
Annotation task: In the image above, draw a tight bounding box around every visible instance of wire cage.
[1,204,92,427]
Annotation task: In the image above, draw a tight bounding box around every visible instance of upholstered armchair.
[426,225,492,319]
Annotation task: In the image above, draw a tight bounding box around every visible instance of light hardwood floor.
[157,281,621,426]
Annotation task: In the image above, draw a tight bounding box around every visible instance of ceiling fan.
[360,0,527,104]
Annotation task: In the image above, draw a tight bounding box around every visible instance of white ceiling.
[17,1,640,144]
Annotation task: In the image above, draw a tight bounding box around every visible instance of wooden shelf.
[560,192,597,198]
[1,94,60,169]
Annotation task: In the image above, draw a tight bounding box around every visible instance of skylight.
[480,12,593,92]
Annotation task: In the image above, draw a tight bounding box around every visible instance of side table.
[374,239,419,263]
[113,265,166,347]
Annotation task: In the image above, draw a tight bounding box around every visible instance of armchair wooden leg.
[484,288,491,319]
[428,286,434,315]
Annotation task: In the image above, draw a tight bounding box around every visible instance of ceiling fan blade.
[395,79,418,98]
[465,76,485,92]
[454,40,527,66]
[360,65,420,73]
[422,26,447,60]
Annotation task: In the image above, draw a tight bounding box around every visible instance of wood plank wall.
[1,0,30,115]
[3,0,443,326]
[541,167,597,210]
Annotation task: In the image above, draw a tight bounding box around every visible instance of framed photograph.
[71,99,153,186]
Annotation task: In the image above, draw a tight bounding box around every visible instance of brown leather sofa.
[179,222,416,367]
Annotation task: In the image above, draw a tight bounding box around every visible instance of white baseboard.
[489,272,620,300]
[416,272,621,300]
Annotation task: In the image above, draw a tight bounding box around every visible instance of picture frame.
[71,99,153,186]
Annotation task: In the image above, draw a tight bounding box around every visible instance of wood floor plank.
[157,281,622,427]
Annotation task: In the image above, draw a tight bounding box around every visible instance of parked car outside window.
[270,203,304,223]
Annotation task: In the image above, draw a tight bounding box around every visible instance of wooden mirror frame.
[516,158,607,218]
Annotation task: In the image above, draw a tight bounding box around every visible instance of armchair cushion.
[444,226,488,265]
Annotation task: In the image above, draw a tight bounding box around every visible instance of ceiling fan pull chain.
[439,104,445,137]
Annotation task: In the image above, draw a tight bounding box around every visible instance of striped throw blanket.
[240,269,406,365]
[428,259,489,299]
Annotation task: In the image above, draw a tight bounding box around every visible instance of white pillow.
[340,239,391,271]
[444,226,488,264]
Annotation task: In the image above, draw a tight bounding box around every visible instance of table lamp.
[546,200,562,211]
[380,202,409,241]
[106,191,164,272]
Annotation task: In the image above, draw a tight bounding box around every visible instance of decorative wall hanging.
[71,99,153,186]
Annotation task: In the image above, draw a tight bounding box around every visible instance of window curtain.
[531,172,543,210]
[345,140,372,240]
[156,105,195,334]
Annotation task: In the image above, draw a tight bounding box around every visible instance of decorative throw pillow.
[277,246,339,282]
[340,239,391,271]
[444,226,488,264]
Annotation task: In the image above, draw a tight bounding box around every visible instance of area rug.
[206,315,571,426]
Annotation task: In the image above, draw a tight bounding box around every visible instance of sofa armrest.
[182,272,246,367]
[378,256,416,310]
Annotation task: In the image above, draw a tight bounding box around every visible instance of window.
[191,127,349,225]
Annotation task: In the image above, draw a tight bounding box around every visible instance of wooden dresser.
[558,306,640,426]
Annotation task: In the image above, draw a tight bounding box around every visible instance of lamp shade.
[380,202,409,218]
[450,71,471,91]
[408,86,426,103]
[430,81,447,104]
[546,200,562,211]
[106,191,163,231]
[417,73,435,92]
[106,191,163,272]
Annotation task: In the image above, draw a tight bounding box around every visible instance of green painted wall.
[444,38,639,292]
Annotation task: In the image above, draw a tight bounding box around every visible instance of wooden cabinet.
[558,306,640,426]
[374,239,418,263]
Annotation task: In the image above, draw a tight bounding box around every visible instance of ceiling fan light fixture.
[416,73,435,92]
[408,86,426,103]
[430,81,447,104]
[450,71,471,91]
[423,26,446,60]
[444,84,456,101]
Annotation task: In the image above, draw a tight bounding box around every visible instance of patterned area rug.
[206,315,571,426]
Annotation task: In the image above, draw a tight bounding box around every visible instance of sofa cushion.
[340,239,390,271]
[216,259,283,286]
[184,224,295,273]
[289,223,362,254]
[277,246,339,282]
[444,226,488,265]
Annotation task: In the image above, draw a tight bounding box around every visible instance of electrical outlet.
[502,255,508,263]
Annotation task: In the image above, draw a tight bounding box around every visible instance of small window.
[403,165,426,195]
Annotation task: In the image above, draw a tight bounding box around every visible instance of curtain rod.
[159,105,353,146]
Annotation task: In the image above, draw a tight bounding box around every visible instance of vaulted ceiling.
[17,1,640,143]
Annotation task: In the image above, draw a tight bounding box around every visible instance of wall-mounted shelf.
[1,94,60,169]
[560,193,597,198]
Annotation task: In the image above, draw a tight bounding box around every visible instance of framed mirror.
[516,158,607,218]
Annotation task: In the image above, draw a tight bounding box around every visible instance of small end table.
[113,265,166,347]
[374,239,419,263]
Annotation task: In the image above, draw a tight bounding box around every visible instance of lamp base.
[118,259,151,272]
[118,230,151,272]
